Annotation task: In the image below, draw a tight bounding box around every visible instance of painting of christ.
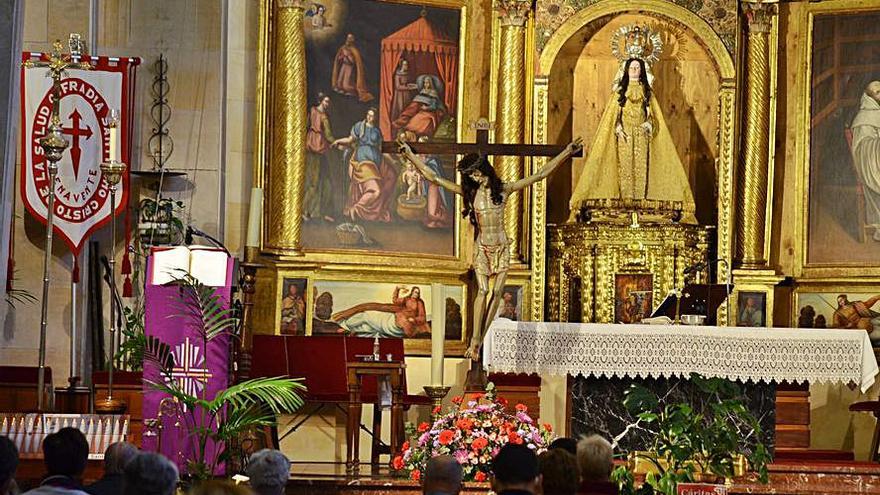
[304,0,461,257]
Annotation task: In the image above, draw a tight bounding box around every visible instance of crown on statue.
[611,25,663,67]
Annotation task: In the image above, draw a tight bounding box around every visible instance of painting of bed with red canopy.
[303,0,462,257]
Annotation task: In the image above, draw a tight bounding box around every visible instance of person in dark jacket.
[491,444,542,495]
[85,442,138,495]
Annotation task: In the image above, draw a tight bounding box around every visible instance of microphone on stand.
[185,225,231,258]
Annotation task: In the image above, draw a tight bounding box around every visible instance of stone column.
[735,1,776,269]
[265,0,307,255]
[495,0,530,261]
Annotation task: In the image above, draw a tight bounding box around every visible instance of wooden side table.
[346,361,405,474]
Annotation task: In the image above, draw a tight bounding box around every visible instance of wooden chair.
[850,400,880,462]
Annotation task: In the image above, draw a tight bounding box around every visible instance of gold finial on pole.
[24,35,92,412]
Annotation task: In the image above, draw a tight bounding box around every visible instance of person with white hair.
[575,435,618,495]
[246,450,290,495]
[123,453,178,495]
[86,442,138,495]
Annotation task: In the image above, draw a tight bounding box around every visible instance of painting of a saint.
[736,292,766,327]
[797,292,880,345]
[332,285,429,338]
[806,12,880,265]
[280,278,308,335]
[393,74,447,139]
[332,33,374,102]
[494,285,524,321]
[569,26,696,223]
[303,1,461,255]
[614,274,653,324]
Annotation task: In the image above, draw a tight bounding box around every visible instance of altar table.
[483,320,879,392]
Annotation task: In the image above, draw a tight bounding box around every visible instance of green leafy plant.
[116,305,146,370]
[143,273,305,480]
[613,375,770,495]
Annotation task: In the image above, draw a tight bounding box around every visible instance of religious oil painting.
[736,291,766,328]
[614,274,653,324]
[311,279,466,355]
[279,278,308,335]
[796,291,880,346]
[806,11,880,266]
[302,0,461,257]
[494,285,525,321]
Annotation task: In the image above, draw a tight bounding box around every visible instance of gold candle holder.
[423,385,451,418]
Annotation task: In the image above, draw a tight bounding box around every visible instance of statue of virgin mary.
[569,25,696,223]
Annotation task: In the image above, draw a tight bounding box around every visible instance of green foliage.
[142,273,305,479]
[116,305,146,370]
[614,374,771,495]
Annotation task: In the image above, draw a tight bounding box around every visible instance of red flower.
[475,471,487,482]
[411,469,421,481]
[392,455,405,470]
[543,423,553,433]
[438,429,456,445]
[471,437,488,451]
[508,431,523,445]
[456,418,474,431]
[498,397,509,408]
[402,441,410,451]
[451,396,463,404]
[515,403,528,412]
[432,405,441,415]
[418,422,430,433]
[473,393,485,401]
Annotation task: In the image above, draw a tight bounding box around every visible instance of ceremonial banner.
[20,54,139,278]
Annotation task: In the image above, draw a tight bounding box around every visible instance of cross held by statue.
[381,118,584,159]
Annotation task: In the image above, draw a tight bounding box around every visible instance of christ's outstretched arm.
[398,140,464,196]
[505,138,583,193]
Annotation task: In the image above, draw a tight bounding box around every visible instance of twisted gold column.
[736,2,775,269]
[495,0,530,261]
[265,0,307,254]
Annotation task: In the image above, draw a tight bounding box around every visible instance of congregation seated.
[23,428,89,495]
[491,444,542,495]
[0,436,18,495]
[85,442,138,495]
[538,449,579,495]
[548,437,578,456]
[422,455,462,495]
[123,453,178,495]
[190,480,253,495]
[576,436,618,495]
[246,450,289,495]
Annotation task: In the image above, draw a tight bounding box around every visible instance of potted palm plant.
[143,273,305,481]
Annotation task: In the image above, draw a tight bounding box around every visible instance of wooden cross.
[380,118,584,158]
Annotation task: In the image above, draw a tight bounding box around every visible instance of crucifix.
[390,121,584,382]
[23,37,92,411]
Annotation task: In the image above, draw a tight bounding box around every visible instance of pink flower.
[454,450,469,464]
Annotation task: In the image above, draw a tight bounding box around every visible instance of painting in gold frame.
[793,283,880,347]
[800,5,880,273]
[493,280,531,322]
[614,274,653,324]
[270,270,469,356]
[279,277,308,335]
[299,0,465,258]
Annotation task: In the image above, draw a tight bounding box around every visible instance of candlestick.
[430,283,445,385]
[246,187,263,248]
[108,109,119,162]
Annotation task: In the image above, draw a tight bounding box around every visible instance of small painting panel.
[311,279,466,354]
[614,274,653,324]
[280,278,308,335]
[796,292,880,345]
[495,285,525,321]
[302,0,461,257]
[806,11,880,266]
[736,291,766,327]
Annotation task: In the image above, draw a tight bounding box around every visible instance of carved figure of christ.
[398,136,583,360]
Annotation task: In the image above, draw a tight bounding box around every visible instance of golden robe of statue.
[569,58,696,222]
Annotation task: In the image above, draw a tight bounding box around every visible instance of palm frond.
[217,405,276,439]
[168,273,239,341]
[143,378,200,411]
[209,377,306,415]
[142,335,174,372]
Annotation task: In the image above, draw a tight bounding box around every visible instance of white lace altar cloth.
[482,320,879,392]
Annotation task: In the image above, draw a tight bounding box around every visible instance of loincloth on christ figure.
[474,242,510,277]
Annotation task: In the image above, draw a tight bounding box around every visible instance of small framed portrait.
[614,274,653,324]
[736,291,767,327]
[495,285,526,321]
[279,278,308,335]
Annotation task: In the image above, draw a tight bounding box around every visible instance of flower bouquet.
[394,384,554,482]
